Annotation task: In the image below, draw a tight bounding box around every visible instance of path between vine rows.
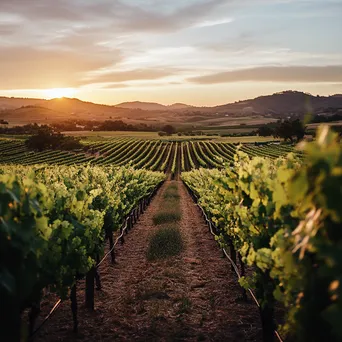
[36,181,262,342]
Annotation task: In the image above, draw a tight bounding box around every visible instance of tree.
[161,125,176,135]
[25,127,82,151]
[291,119,305,141]
[257,126,274,137]
[273,119,305,142]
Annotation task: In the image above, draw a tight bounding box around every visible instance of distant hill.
[0,97,46,111]
[0,105,67,123]
[115,101,192,111]
[168,103,193,110]
[115,91,342,114]
[210,91,342,115]
[1,91,342,127]
[115,101,166,111]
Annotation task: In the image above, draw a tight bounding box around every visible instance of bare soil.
[34,181,261,342]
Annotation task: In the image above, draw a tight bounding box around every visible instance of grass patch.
[147,226,183,261]
[166,183,178,190]
[153,211,181,225]
[163,183,180,200]
[163,189,180,200]
[153,183,181,224]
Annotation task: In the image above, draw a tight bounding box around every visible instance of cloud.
[85,68,177,84]
[100,84,130,89]
[0,0,340,99]
[193,17,234,28]
[188,65,342,84]
[0,0,229,90]
[0,0,228,34]
[0,0,84,22]
[0,46,122,89]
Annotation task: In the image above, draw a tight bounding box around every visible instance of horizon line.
[1,89,341,108]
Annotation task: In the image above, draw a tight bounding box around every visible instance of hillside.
[1,91,342,127]
[0,106,67,123]
[0,98,137,125]
[210,91,342,115]
[0,97,46,111]
[115,101,192,111]
[115,101,167,111]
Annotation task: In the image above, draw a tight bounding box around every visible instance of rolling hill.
[1,91,341,127]
[115,101,192,111]
[210,91,342,115]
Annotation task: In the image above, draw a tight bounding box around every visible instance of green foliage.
[0,164,165,337]
[171,142,178,177]
[180,142,186,171]
[182,125,342,341]
[25,127,82,151]
[257,119,306,142]
[160,142,173,171]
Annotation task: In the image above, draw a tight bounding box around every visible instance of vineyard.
[0,164,165,341]
[1,128,341,342]
[183,126,342,342]
[0,137,302,174]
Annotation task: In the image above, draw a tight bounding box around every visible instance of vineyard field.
[0,164,165,341]
[182,127,342,342]
[0,137,301,174]
[2,129,340,342]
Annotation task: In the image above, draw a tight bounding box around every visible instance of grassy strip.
[163,184,180,200]
[153,212,181,225]
[148,182,183,260]
[152,183,182,225]
[147,225,183,261]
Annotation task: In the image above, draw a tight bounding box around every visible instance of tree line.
[25,126,82,151]
[51,119,158,132]
[256,119,305,142]
[256,118,342,142]
[0,120,178,136]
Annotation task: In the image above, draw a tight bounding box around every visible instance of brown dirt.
[34,181,261,342]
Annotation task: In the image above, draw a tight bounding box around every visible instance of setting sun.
[44,88,76,99]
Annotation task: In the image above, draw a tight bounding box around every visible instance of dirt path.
[36,181,261,342]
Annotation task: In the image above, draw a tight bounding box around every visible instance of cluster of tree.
[25,127,82,151]
[158,125,177,136]
[51,120,158,132]
[256,119,305,142]
[0,123,50,135]
[178,131,219,137]
[0,119,9,125]
[219,131,258,138]
[311,113,342,123]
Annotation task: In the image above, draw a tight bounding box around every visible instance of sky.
[0,0,341,106]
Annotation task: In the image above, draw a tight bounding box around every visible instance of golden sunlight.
[44,88,76,99]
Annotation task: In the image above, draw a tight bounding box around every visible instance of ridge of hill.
[115,101,192,111]
[209,91,342,114]
[1,91,342,126]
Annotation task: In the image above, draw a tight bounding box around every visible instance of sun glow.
[44,88,76,99]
